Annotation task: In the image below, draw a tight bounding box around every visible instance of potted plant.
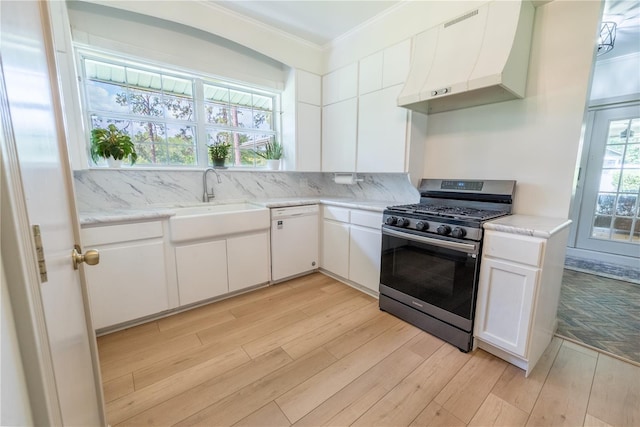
[90,124,137,167]
[208,142,231,168]
[255,140,283,170]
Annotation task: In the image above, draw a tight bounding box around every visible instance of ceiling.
[211,0,639,57]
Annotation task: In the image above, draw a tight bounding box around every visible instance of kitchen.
[1,0,639,426]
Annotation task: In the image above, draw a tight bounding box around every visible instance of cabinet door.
[296,102,321,171]
[322,220,350,278]
[349,225,382,293]
[357,84,407,172]
[322,70,339,106]
[359,51,383,95]
[297,70,321,105]
[382,39,411,88]
[322,98,357,172]
[175,240,228,306]
[474,258,539,357]
[85,241,169,329]
[227,232,270,292]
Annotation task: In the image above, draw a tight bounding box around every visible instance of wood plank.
[299,286,369,316]
[433,350,508,423]
[197,308,309,346]
[467,393,528,427]
[233,402,292,427]
[97,321,160,359]
[276,321,421,423]
[351,343,471,427]
[134,309,307,389]
[294,346,424,427]
[228,284,330,318]
[242,296,372,358]
[492,336,562,413]
[407,333,445,360]
[323,311,401,359]
[583,414,614,427]
[156,283,292,331]
[107,347,250,425]
[102,374,134,404]
[526,342,598,427]
[287,272,335,289]
[408,401,466,427]
[116,348,293,426]
[281,302,380,360]
[100,333,202,383]
[586,353,640,427]
[174,348,337,426]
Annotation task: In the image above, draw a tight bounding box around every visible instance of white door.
[575,104,640,257]
[0,1,105,425]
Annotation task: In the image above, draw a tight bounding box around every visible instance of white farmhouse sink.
[169,202,269,243]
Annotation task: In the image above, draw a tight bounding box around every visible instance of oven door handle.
[382,226,479,254]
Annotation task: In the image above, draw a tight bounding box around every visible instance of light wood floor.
[98,273,640,427]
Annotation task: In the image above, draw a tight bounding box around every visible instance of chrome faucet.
[202,168,222,202]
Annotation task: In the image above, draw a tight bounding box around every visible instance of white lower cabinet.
[322,220,350,278]
[175,240,228,306]
[321,206,383,295]
[227,232,270,292]
[81,221,171,330]
[474,227,570,376]
[474,258,539,356]
[175,231,270,305]
[349,225,382,293]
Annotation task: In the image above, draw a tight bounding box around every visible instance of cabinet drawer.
[83,221,163,246]
[323,206,350,223]
[483,231,544,267]
[350,210,383,229]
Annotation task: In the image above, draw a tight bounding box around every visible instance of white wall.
[590,52,640,102]
[67,1,288,90]
[422,1,601,218]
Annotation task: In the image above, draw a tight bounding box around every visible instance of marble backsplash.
[73,169,420,211]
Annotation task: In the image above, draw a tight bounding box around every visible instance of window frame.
[76,48,281,169]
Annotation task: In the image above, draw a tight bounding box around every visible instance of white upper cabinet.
[297,70,321,106]
[296,102,321,171]
[382,39,411,88]
[359,51,383,95]
[357,84,407,172]
[323,63,358,105]
[322,98,358,171]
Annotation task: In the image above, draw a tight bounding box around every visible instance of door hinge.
[32,225,48,283]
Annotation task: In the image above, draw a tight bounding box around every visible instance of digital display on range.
[441,180,484,191]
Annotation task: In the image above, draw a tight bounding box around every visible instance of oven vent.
[444,10,478,28]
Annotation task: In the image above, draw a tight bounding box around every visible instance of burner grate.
[387,203,508,221]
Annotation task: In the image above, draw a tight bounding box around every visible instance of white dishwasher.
[270,204,319,282]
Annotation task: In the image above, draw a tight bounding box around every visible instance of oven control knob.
[437,225,451,235]
[451,227,466,238]
[385,216,397,225]
[396,218,409,227]
[415,221,428,231]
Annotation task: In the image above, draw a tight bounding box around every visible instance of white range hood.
[398,0,535,115]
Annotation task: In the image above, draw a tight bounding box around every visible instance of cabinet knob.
[72,245,100,270]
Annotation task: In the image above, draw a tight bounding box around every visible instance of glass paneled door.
[576,104,640,257]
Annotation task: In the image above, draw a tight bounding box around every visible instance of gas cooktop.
[387,203,509,221]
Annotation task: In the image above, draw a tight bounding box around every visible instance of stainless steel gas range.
[379,179,516,352]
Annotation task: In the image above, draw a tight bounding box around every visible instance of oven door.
[380,225,481,332]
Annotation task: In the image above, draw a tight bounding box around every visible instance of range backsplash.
[73,170,419,211]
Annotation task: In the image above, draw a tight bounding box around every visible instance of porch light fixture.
[597,21,616,56]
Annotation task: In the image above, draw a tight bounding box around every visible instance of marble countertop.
[484,214,572,238]
[79,197,397,226]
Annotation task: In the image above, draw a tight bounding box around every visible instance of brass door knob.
[72,246,100,270]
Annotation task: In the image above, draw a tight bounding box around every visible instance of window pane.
[126,68,162,90]
[599,169,620,192]
[233,106,253,128]
[612,217,632,241]
[128,89,163,117]
[164,96,194,121]
[602,145,624,169]
[252,94,272,110]
[90,116,130,134]
[620,169,640,193]
[204,85,229,103]
[229,89,252,108]
[168,144,196,166]
[84,59,126,84]
[132,121,166,164]
[253,110,273,131]
[205,103,229,125]
[86,81,129,113]
[166,124,196,166]
[616,194,636,217]
[624,144,640,168]
[595,193,615,215]
[607,119,630,145]
[162,75,192,97]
